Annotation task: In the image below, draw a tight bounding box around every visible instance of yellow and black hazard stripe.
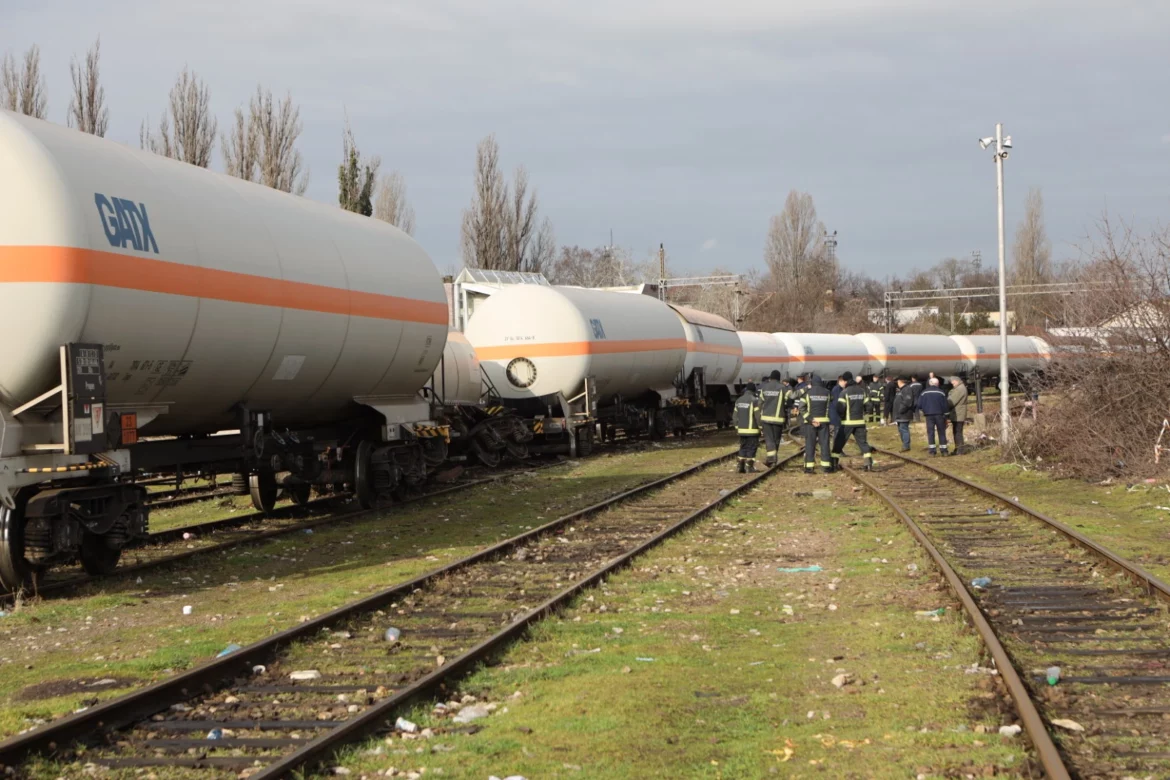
[485,405,506,416]
[667,397,691,407]
[23,463,99,474]
[414,425,452,443]
[532,419,544,434]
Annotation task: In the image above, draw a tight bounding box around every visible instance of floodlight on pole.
[978,123,1012,448]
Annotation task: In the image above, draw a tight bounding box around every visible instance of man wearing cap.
[758,370,786,466]
[947,376,969,455]
[734,382,762,473]
[916,377,950,456]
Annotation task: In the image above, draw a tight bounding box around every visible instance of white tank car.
[0,111,449,439]
[855,334,966,378]
[774,333,878,380]
[669,305,742,386]
[430,330,482,407]
[736,332,791,383]
[950,335,1051,375]
[465,285,686,403]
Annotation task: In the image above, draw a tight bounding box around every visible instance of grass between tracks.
[867,422,1170,584]
[340,451,1032,780]
[0,435,734,741]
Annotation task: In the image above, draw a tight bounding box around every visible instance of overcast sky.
[4,0,1169,279]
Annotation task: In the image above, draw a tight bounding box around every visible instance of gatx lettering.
[94,194,159,253]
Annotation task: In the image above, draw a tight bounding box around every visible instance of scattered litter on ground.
[395,717,418,733]
[830,673,852,689]
[998,724,1022,737]
[206,728,223,740]
[385,627,401,643]
[1046,666,1061,685]
[453,703,491,724]
[182,532,193,540]
[777,565,822,573]
[181,605,193,615]
[915,607,945,620]
[782,605,794,616]
[970,577,992,590]
[635,657,655,662]
[216,643,241,658]
[1051,719,1084,732]
[251,665,266,675]
[289,670,321,681]
[303,528,314,535]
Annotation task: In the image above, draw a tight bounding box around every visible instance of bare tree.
[140,67,217,167]
[1,45,48,118]
[547,245,653,288]
[67,38,108,135]
[1011,187,1053,326]
[221,106,258,181]
[760,190,836,331]
[460,134,554,273]
[374,171,416,235]
[338,119,380,215]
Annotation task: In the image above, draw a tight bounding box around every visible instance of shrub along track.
[838,445,1170,779]
[0,448,794,778]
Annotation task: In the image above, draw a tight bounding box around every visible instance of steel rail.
[842,462,1072,780]
[0,445,764,770]
[1,461,568,603]
[253,451,797,779]
[874,447,1170,602]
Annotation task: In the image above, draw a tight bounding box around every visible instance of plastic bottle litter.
[0,610,8,618]
[206,728,223,740]
[289,670,322,681]
[182,532,194,540]
[998,724,1022,737]
[452,703,491,724]
[1046,666,1061,686]
[395,716,418,733]
[182,605,193,615]
[777,565,823,573]
[384,627,401,643]
[216,643,242,658]
[252,665,266,675]
[303,528,314,535]
[915,607,946,619]
[970,577,992,590]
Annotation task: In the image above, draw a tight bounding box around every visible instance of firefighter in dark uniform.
[833,376,875,471]
[734,383,762,473]
[793,375,833,474]
[758,370,786,466]
[866,375,883,423]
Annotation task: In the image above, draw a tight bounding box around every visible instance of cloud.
[1161,133,1170,144]
[701,238,718,252]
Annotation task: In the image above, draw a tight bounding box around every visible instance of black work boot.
[864,461,873,472]
[747,461,757,473]
[822,466,833,474]
[941,449,949,457]
[737,461,746,474]
[804,467,814,475]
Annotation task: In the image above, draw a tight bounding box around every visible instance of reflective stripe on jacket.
[916,387,949,416]
[734,392,761,434]
[759,379,786,423]
[795,382,831,423]
[838,384,868,426]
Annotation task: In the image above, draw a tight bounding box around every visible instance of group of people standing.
[732,370,971,474]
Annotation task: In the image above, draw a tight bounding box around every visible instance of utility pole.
[658,243,667,301]
[823,230,838,263]
[979,124,1012,448]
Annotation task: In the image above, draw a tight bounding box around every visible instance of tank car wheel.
[353,441,377,511]
[78,530,122,577]
[575,426,594,457]
[249,472,278,513]
[288,483,312,506]
[0,490,39,592]
[649,411,667,441]
[503,439,529,460]
[471,438,502,468]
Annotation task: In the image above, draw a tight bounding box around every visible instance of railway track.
[837,446,1170,779]
[1,462,566,603]
[3,426,726,603]
[0,446,793,778]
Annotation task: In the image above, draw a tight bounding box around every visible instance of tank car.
[667,305,742,430]
[464,284,689,452]
[424,330,531,467]
[855,334,967,379]
[0,111,449,590]
[736,332,791,383]
[774,333,878,382]
[950,335,1050,375]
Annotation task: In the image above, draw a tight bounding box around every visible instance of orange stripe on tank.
[0,245,450,326]
[686,342,742,356]
[476,338,686,360]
